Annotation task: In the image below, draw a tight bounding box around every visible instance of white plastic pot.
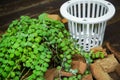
[60,0,115,51]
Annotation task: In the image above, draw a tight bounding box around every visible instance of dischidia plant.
[0,13,104,80]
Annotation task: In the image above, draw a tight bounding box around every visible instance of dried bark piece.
[91,46,107,57]
[82,74,93,80]
[48,14,61,21]
[90,63,113,80]
[45,68,58,80]
[72,54,86,62]
[94,54,119,73]
[61,71,73,77]
[72,61,87,74]
[45,68,73,80]
[115,64,120,77]
[61,18,68,23]
[106,42,120,62]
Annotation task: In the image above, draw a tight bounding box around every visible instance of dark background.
[0,0,120,49]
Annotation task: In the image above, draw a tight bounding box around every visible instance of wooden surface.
[0,0,120,46]
[0,0,66,31]
[0,0,120,48]
[0,0,120,80]
[104,0,120,52]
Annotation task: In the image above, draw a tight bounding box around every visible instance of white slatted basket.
[60,0,115,51]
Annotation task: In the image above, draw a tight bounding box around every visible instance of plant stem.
[20,68,31,80]
[6,66,16,79]
[19,67,26,78]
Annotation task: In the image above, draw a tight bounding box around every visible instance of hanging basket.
[60,0,115,51]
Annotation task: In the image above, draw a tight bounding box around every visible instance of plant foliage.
[0,13,104,80]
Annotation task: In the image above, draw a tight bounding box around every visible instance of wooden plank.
[0,0,55,17]
[0,0,66,31]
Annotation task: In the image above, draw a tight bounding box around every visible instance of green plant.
[0,13,81,80]
[0,13,105,80]
[91,51,105,59]
[62,74,82,80]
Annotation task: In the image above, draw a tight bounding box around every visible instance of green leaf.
[28,29,33,34]
[70,69,78,75]
[95,52,100,58]
[38,45,44,52]
[11,72,15,78]
[84,70,90,75]
[91,53,95,59]
[67,60,72,64]
[16,65,21,70]
[58,32,64,38]
[60,42,66,47]
[13,76,19,80]
[57,66,62,70]
[28,58,33,63]
[33,61,38,66]
[66,55,72,59]
[12,43,19,48]
[50,39,56,44]
[100,53,105,58]
[38,13,48,21]
[44,58,50,62]
[33,32,38,37]
[26,42,32,46]
[27,76,33,80]
[31,54,36,59]
[0,68,3,73]
[26,61,31,67]
[49,36,54,41]
[1,64,6,68]
[33,70,40,76]
[16,39,21,43]
[15,51,20,56]
[21,55,26,62]
[18,47,23,52]
[37,78,42,80]
[9,61,14,66]
[27,47,32,51]
[23,48,28,54]
[84,53,90,58]
[32,44,37,48]
[40,55,45,59]
[5,66,11,71]
[77,74,82,79]
[46,54,52,59]
[39,71,44,76]
[3,60,8,64]
[21,41,26,47]
[8,49,15,54]
[63,77,68,80]
[2,72,7,78]
[33,48,38,54]
[35,65,41,70]
[10,53,14,58]
[39,59,44,64]
[41,67,47,72]
[62,46,68,51]
[0,58,3,62]
[0,53,4,57]
[29,74,36,79]
[57,38,62,43]
[60,54,64,58]
[43,63,49,67]
[35,37,42,43]
[64,63,71,68]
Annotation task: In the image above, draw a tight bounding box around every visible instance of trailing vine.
[0,13,104,80]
